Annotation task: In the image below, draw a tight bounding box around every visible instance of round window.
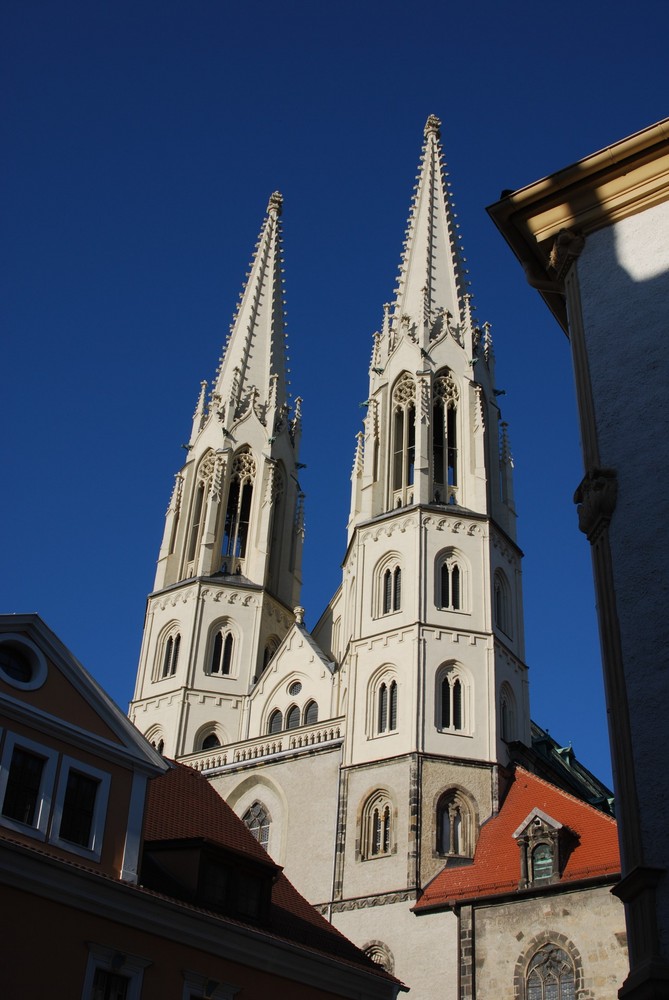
[288,681,302,696]
[0,634,48,690]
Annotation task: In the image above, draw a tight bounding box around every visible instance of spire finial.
[424,114,441,138]
[267,191,283,217]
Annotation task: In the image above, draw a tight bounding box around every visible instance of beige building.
[489,118,669,1000]
[130,116,629,997]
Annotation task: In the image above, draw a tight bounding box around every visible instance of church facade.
[130,118,629,998]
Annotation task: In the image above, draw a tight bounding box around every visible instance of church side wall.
[333,899,459,1000]
[209,746,342,905]
[472,883,627,998]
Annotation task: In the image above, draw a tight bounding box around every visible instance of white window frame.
[182,970,239,1000]
[81,944,151,1000]
[0,731,58,840]
[50,754,111,861]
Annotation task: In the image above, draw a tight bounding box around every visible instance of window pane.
[2,747,45,826]
[304,700,318,726]
[222,633,233,674]
[211,631,222,673]
[389,681,397,730]
[269,710,282,734]
[286,705,300,729]
[92,968,130,1000]
[59,770,99,847]
[441,679,451,728]
[378,683,388,733]
[452,678,462,730]
[393,567,401,611]
[451,564,460,609]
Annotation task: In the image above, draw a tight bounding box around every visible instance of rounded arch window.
[436,788,477,857]
[437,663,470,734]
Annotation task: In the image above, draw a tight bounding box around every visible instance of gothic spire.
[392,115,468,338]
[213,192,290,427]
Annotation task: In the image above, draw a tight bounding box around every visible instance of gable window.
[361,790,394,860]
[286,704,300,730]
[303,700,318,726]
[268,710,283,735]
[526,945,575,1000]
[243,801,270,850]
[513,810,564,889]
[51,756,111,859]
[161,632,181,678]
[391,373,416,506]
[59,770,99,847]
[432,370,459,502]
[210,628,233,675]
[438,664,470,734]
[0,734,57,839]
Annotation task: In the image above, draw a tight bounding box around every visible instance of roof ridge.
[513,765,618,824]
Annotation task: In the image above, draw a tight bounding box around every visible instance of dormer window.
[513,809,565,889]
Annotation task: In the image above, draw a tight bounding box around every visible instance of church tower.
[312,115,531,903]
[130,193,304,758]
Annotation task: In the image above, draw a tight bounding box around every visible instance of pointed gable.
[415,767,620,911]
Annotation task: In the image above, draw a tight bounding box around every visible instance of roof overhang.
[487,118,669,333]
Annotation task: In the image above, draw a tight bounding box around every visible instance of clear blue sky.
[3,0,667,788]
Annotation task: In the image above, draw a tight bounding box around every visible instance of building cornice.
[487,117,669,332]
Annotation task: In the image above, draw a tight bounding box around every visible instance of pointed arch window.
[525,945,575,1000]
[438,664,469,734]
[432,371,459,502]
[494,569,513,637]
[161,632,181,679]
[303,700,318,726]
[286,704,300,730]
[243,801,270,850]
[201,733,221,751]
[223,450,256,563]
[436,789,477,857]
[437,550,467,611]
[268,710,283,735]
[361,790,394,860]
[187,482,206,563]
[210,627,234,676]
[391,374,416,505]
[382,566,402,615]
[377,680,398,734]
[500,682,517,742]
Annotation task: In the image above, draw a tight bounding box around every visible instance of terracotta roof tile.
[144,762,271,864]
[416,766,620,911]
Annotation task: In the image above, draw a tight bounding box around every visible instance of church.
[129,116,629,998]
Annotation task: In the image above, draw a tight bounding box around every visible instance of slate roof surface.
[144,762,401,982]
[416,766,620,911]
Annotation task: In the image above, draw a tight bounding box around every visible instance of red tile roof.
[144,761,272,864]
[415,766,620,911]
[144,763,402,984]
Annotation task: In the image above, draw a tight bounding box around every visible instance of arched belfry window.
[243,801,271,850]
[432,370,459,502]
[437,549,467,611]
[391,373,416,505]
[223,449,256,564]
[436,789,477,857]
[500,682,517,742]
[185,451,218,570]
[376,556,402,618]
[303,700,318,726]
[494,569,513,638]
[438,664,470,734]
[210,625,234,676]
[361,790,394,860]
[160,630,181,679]
[268,709,283,735]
